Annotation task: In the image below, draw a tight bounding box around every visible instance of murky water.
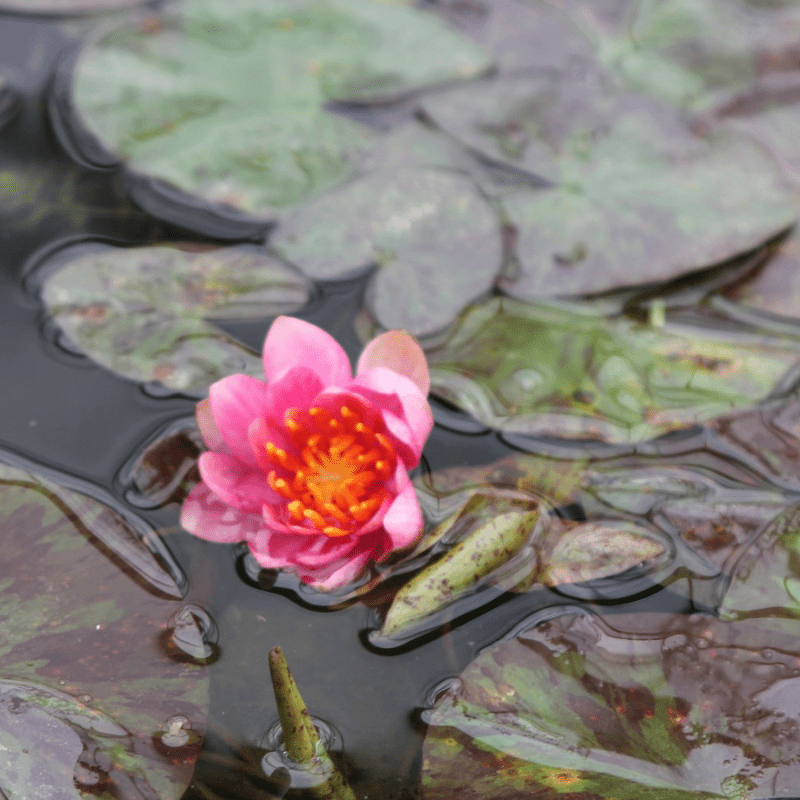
[3,6,800,800]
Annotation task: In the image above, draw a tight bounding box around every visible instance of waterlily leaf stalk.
[268,646,356,800]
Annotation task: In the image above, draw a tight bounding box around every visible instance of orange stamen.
[262,403,397,538]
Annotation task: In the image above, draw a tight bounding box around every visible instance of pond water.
[4,2,800,800]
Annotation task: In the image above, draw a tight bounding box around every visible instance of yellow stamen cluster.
[265,405,395,537]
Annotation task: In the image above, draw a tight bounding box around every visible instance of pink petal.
[379,473,423,552]
[307,549,374,590]
[198,451,275,513]
[195,398,228,452]
[181,482,266,543]
[357,330,430,396]
[347,368,433,466]
[209,374,272,467]
[263,316,352,387]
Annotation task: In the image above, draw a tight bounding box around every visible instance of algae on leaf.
[426,297,800,443]
[69,0,491,219]
[40,241,310,394]
[423,610,800,799]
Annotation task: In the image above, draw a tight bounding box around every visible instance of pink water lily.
[181,316,433,590]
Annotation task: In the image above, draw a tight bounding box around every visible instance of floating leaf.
[118,417,201,508]
[423,610,800,799]
[541,521,667,586]
[39,241,310,394]
[718,501,800,627]
[618,0,800,106]
[380,501,541,641]
[426,297,800,443]
[68,0,490,220]
[585,462,795,575]
[0,454,208,799]
[272,167,503,336]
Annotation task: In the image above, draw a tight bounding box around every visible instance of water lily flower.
[181,316,433,590]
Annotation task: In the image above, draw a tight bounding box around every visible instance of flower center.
[265,404,395,537]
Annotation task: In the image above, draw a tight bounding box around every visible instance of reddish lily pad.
[271,167,503,336]
[426,297,800,443]
[39,241,310,394]
[423,610,800,799]
[0,455,208,799]
[68,0,490,220]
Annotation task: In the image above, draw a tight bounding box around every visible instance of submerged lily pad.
[423,609,800,799]
[718,501,800,627]
[271,167,503,336]
[426,297,800,443]
[68,0,490,221]
[39,241,310,394]
[0,454,208,799]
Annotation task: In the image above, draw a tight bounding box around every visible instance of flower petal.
[198,452,275,513]
[209,374,272,466]
[357,330,430,396]
[347,367,433,466]
[180,482,265,543]
[379,473,423,553]
[195,398,228,452]
[263,316,352,386]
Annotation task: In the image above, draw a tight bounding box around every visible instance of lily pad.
[585,463,795,577]
[426,297,800,443]
[0,454,208,799]
[68,0,491,221]
[39,241,310,394]
[271,167,503,336]
[619,0,800,106]
[421,72,796,298]
[423,609,800,799]
[718,501,800,627]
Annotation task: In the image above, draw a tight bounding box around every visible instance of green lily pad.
[271,167,503,336]
[0,454,208,799]
[68,0,491,221]
[426,297,800,443]
[39,241,310,394]
[423,610,800,799]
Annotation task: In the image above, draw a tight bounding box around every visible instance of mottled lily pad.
[423,609,800,799]
[271,167,503,336]
[68,0,490,220]
[426,297,800,443]
[39,241,310,394]
[0,455,208,799]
